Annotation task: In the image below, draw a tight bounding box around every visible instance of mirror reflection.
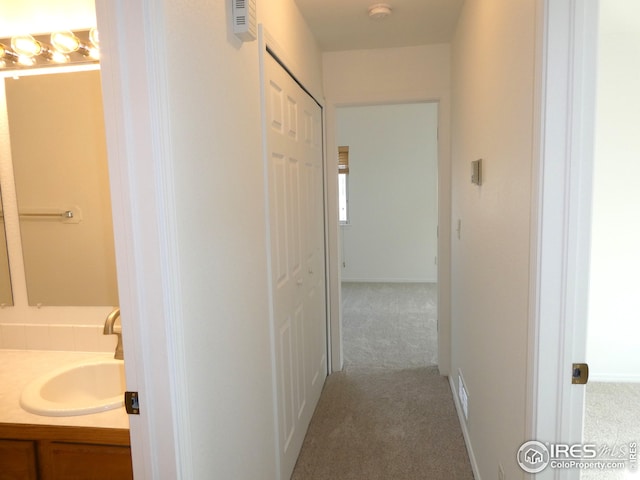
[0,187,13,306]
[4,69,118,306]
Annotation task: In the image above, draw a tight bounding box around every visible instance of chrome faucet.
[104,307,124,360]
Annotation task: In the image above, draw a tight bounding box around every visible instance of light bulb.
[49,50,69,63]
[86,46,99,60]
[89,27,99,47]
[11,35,42,57]
[50,31,80,54]
[51,30,99,59]
[17,55,35,67]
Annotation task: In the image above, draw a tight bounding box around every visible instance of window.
[338,146,349,224]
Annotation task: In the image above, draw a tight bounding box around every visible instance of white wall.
[337,103,438,283]
[323,45,450,104]
[0,0,117,353]
[141,0,323,478]
[586,0,640,382]
[323,44,452,372]
[450,0,537,478]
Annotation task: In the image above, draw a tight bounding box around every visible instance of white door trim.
[96,1,188,477]
[528,1,598,478]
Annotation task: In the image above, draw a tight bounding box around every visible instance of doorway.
[581,1,640,478]
[533,2,640,479]
[336,102,439,369]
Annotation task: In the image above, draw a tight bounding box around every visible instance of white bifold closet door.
[263,51,328,479]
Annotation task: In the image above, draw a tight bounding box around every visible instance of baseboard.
[588,373,640,383]
[340,277,437,283]
[448,375,481,480]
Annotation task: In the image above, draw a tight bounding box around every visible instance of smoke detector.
[368,3,392,20]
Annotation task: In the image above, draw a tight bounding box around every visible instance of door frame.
[95,0,188,477]
[528,1,598,478]
[325,94,452,375]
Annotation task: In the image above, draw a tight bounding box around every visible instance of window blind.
[338,146,349,174]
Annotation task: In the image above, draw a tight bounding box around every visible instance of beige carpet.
[582,382,640,480]
[341,282,438,368]
[291,366,474,480]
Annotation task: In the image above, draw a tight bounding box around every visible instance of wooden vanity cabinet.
[0,439,38,480]
[0,424,132,480]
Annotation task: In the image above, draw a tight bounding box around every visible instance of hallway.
[291,281,470,479]
[291,366,474,479]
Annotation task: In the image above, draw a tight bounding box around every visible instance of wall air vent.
[232,0,257,42]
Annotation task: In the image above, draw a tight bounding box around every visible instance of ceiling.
[294,0,465,52]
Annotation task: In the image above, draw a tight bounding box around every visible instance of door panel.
[272,154,289,286]
[289,158,302,277]
[264,52,327,479]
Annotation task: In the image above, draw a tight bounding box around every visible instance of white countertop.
[0,350,129,429]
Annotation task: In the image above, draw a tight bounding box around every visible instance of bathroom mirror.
[0,187,13,306]
[4,69,118,306]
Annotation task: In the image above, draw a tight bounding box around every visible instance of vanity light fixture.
[11,34,68,64]
[0,29,99,71]
[51,30,99,59]
[0,43,20,66]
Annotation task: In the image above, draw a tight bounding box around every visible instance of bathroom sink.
[20,358,126,417]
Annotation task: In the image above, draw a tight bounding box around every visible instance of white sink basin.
[20,358,126,417]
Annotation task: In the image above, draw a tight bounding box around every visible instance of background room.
[337,102,439,369]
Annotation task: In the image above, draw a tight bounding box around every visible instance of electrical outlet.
[498,463,505,480]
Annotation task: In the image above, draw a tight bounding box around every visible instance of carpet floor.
[290,282,471,479]
[582,382,640,479]
[341,282,438,368]
[291,366,474,480]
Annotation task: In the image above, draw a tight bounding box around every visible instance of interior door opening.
[336,102,439,370]
[581,2,640,478]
